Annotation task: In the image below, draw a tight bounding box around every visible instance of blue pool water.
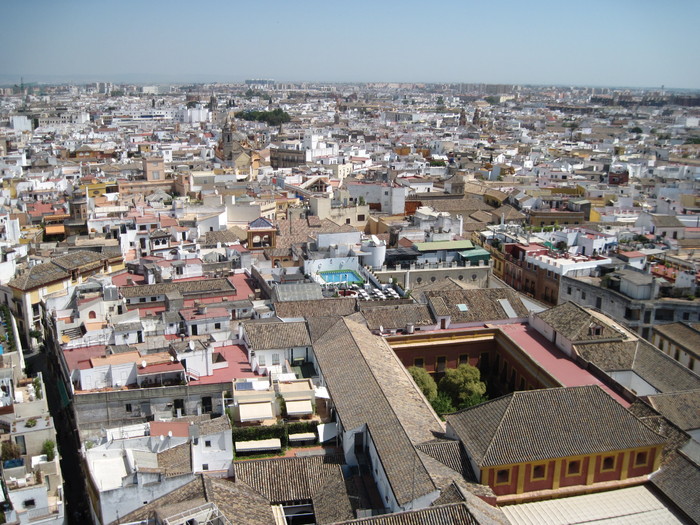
[319,270,364,284]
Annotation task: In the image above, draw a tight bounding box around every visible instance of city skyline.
[3,0,700,90]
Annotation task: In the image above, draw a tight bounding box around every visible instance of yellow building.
[7,250,123,350]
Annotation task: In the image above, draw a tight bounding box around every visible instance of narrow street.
[26,347,93,525]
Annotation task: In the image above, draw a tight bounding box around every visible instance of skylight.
[457,304,469,312]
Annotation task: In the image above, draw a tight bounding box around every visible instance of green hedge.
[287,421,318,434]
[232,424,287,448]
[232,420,320,451]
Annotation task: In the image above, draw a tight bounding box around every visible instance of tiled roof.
[643,390,700,432]
[361,303,435,331]
[51,250,107,271]
[627,339,700,393]
[416,440,476,482]
[447,385,666,468]
[309,316,437,506]
[650,452,700,524]
[425,289,529,323]
[243,320,311,350]
[117,476,276,525]
[536,301,622,342]
[119,277,236,298]
[202,229,241,246]
[197,415,231,436]
[332,502,479,525]
[233,454,350,506]
[650,214,684,228]
[274,297,357,319]
[653,322,700,358]
[8,262,69,291]
[157,442,192,476]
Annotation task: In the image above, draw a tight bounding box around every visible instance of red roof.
[180,306,229,321]
[63,345,107,372]
[137,361,184,375]
[149,421,190,438]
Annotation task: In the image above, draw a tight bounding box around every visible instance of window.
[634,451,648,467]
[214,323,221,330]
[601,455,616,471]
[125,403,132,413]
[140,298,146,303]
[414,358,424,368]
[459,354,468,366]
[258,354,266,366]
[567,286,571,295]
[346,218,351,224]
[202,464,209,471]
[683,312,690,321]
[567,460,581,476]
[531,464,547,480]
[151,296,157,302]
[357,214,365,221]
[436,356,446,372]
[581,291,586,300]
[496,469,510,484]
[272,353,280,366]
[205,440,212,448]
[23,499,36,509]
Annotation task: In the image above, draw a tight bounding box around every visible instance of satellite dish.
[141,360,147,368]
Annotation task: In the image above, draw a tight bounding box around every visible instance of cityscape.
[1,3,700,525]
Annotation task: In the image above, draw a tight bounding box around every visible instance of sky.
[2,0,699,89]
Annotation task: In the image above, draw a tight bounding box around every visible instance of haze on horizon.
[2,0,699,90]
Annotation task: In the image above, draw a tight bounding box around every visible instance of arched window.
[88,311,97,319]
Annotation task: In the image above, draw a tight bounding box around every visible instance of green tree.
[409,366,438,402]
[430,392,455,416]
[1,441,20,461]
[41,440,56,462]
[630,126,643,134]
[438,363,487,409]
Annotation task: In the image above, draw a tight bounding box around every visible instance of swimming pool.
[319,269,364,284]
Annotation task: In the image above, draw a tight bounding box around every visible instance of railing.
[24,503,62,522]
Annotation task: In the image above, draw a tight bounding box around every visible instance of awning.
[239,402,274,422]
[314,386,330,399]
[286,399,313,416]
[288,432,316,442]
[45,225,65,235]
[235,438,281,453]
[318,423,338,443]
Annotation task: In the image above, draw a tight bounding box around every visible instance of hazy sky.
[2,0,699,88]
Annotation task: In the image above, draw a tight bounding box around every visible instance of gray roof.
[650,452,700,524]
[361,303,435,331]
[416,440,476,482]
[574,338,700,393]
[644,390,700,432]
[8,262,69,291]
[653,322,700,358]
[447,385,665,468]
[119,277,236,298]
[117,476,276,525]
[332,502,479,525]
[425,289,529,323]
[51,250,107,271]
[233,454,352,519]
[309,316,437,506]
[650,214,685,228]
[243,320,311,350]
[536,302,622,342]
[272,282,324,302]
